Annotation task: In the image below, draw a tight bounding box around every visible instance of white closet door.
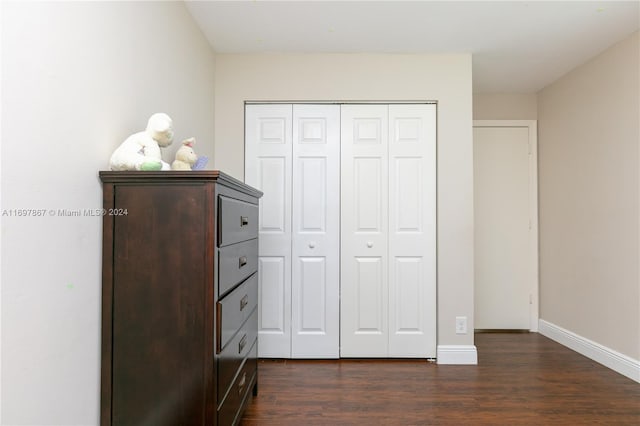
[388,104,437,357]
[340,105,390,357]
[245,104,292,358]
[291,105,340,358]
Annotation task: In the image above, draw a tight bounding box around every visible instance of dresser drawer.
[217,341,257,426]
[217,273,258,353]
[218,239,258,297]
[218,340,257,426]
[218,196,258,247]
[217,308,258,405]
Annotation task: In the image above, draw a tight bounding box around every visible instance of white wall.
[214,53,475,350]
[473,93,537,120]
[0,2,215,424]
[537,31,639,360]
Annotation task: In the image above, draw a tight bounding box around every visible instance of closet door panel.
[297,257,327,329]
[388,104,437,357]
[245,104,293,358]
[297,157,327,231]
[355,158,384,232]
[340,105,389,357]
[258,158,287,234]
[258,257,286,330]
[355,256,385,331]
[393,257,422,330]
[292,105,340,358]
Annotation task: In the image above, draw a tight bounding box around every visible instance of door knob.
[308,241,316,249]
[367,241,374,248]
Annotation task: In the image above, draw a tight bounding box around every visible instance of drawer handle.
[239,256,247,268]
[240,294,249,311]
[240,216,249,227]
[238,371,247,395]
[238,334,247,354]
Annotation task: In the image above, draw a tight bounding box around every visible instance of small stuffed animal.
[171,138,198,170]
[110,113,174,171]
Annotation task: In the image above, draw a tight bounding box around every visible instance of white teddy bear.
[171,137,198,170]
[110,113,174,171]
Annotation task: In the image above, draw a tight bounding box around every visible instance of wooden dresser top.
[99,170,263,198]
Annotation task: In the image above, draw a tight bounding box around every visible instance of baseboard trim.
[539,319,640,383]
[437,345,478,365]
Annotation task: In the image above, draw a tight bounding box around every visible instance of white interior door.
[341,104,437,358]
[340,105,390,357]
[245,104,292,357]
[246,103,341,358]
[248,103,438,358]
[388,105,437,357]
[473,122,538,330]
[291,105,340,358]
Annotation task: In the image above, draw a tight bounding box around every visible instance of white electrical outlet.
[455,316,467,334]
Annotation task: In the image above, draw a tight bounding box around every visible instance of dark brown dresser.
[99,171,262,426]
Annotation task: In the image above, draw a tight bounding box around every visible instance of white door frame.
[473,120,539,332]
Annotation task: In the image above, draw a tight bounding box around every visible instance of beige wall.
[214,53,475,349]
[1,1,215,423]
[473,93,537,120]
[538,31,639,359]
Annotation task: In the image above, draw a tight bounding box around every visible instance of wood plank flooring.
[240,333,640,425]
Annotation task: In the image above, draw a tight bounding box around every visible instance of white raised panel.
[354,119,382,144]
[355,257,384,332]
[354,158,382,232]
[394,157,422,232]
[259,118,287,144]
[257,256,291,358]
[298,157,326,233]
[297,257,326,332]
[258,257,286,332]
[259,157,287,233]
[395,118,421,143]
[393,257,422,332]
[300,119,326,144]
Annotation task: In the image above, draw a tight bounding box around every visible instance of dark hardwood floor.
[240,333,640,425]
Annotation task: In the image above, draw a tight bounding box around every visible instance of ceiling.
[185,1,640,93]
